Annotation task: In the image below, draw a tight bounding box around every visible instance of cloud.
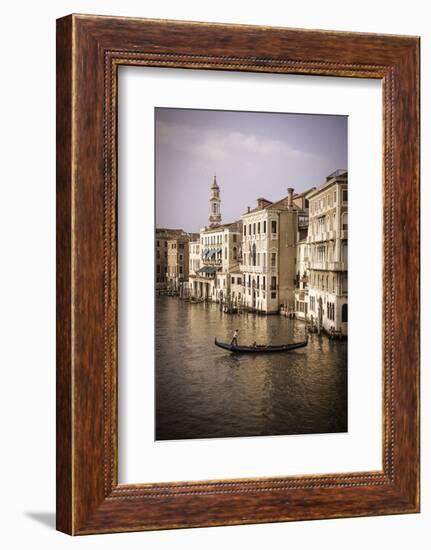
[156,121,317,166]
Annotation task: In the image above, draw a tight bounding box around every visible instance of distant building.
[293,189,314,320]
[189,221,242,301]
[306,169,348,335]
[188,177,242,301]
[166,232,199,293]
[155,228,184,290]
[294,238,310,320]
[188,240,201,277]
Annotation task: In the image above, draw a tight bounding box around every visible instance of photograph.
[155,107,348,440]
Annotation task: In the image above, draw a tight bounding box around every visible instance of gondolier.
[231,329,239,346]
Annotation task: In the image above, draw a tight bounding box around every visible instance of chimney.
[287,187,294,208]
[247,206,251,213]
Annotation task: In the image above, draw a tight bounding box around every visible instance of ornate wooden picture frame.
[56,14,420,534]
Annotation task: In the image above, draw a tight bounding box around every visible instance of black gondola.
[214,337,308,353]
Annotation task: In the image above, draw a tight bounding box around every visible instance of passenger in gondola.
[231,329,239,346]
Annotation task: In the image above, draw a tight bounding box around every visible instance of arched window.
[342,303,348,322]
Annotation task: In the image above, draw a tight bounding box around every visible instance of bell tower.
[209,175,221,227]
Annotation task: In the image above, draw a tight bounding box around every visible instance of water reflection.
[155,296,347,440]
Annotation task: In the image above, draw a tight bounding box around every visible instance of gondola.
[214,337,308,353]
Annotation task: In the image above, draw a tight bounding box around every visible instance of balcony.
[308,230,337,243]
[240,264,276,274]
[308,261,347,271]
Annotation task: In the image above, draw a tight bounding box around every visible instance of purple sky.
[155,108,347,233]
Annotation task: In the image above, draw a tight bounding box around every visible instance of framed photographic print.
[56,14,420,534]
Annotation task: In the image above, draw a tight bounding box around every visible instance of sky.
[155,108,347,233]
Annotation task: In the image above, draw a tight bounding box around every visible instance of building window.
[263,276,266,289]
[237,277,241,284]
[271,252,276,268]
[342,243,348,263]
[253,223,256,234]
[233,246,237,260]
[233,234,237,242]
[243,225,246,236]
[271,291,276,299]
[270,276,277,291]
[263,221,267,233]
[342,274,348,293]
[342,189,348,203]
[257,222,261,234]
[342,212,348,230]
[225,248,227,260]
[342,303,348,322]
[252,243,257,266]
[271,220,277,234]
[179,266,183,275]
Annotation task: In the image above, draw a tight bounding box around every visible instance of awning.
[198,266,220,274]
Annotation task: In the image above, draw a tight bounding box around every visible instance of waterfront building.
[165,232,199,293]
[189,221,242,301]
[294,238,310,320]
[188,240,201,276]
[240,189,300,314]
[188,176,243,301]
[292,189,315,320]
[155,228,185,290]
[306,169,348,335]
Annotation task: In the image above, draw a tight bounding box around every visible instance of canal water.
[155,296,347,441]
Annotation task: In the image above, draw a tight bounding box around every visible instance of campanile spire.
[209,175,221,227]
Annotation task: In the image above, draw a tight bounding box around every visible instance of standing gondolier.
[231,329,239,346]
